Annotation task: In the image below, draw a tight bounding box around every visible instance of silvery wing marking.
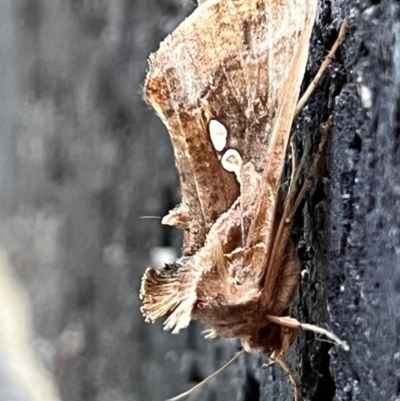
[209,119,228,152]
[141,0,318,350]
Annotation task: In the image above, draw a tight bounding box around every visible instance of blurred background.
[0,1,229,400]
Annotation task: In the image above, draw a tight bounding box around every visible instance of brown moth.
[140,0,347,398]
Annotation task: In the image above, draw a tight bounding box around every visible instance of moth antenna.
[139,216,162,219]
[277,20,347,234]
[262,117,333,307]
[294,19,349,118]
[290,116,332,218]
[280,116,317,225]
[167,350,244,401]
[266,315,349,351]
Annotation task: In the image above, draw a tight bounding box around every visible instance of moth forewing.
[141,0,320,347]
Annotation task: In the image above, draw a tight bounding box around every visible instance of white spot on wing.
[221,148,242,183]
[209,119,228,152]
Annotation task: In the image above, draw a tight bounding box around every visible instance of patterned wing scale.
[141,0,318,333]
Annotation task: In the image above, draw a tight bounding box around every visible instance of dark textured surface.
[0,0,399,401]
[328,1,400,400]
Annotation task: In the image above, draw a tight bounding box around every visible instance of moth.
[140,0,348,399]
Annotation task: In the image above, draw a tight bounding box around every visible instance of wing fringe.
[140,258,198,334]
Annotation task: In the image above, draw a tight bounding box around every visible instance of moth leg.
[294,20,348,119]
[275,356,302,401]
[262,340,302,401]
[261,348,279,369]
[262,314,349,399]
[283,16,347,217]
[266,315,349,351]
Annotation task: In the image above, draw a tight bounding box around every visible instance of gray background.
[0,0,399,400]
